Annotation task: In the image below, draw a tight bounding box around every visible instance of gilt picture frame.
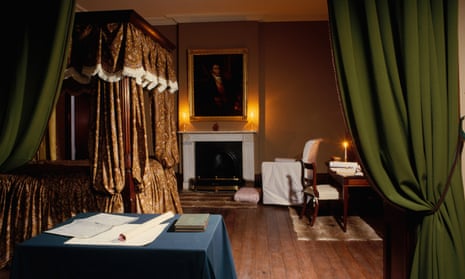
[188,48,248,121]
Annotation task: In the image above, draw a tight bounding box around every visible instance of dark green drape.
[0,0,75,172]
[328,0,465,278]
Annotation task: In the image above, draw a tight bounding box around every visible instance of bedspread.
[0,160,182,269]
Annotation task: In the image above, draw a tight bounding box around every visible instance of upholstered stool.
[234,187,260,203]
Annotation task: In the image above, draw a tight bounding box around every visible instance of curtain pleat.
[0,0,75,172]
[1,8,181,268]
[89,79,126,212]
[150,89,182,213]
[328,0,465,278]
[66,17,180,214]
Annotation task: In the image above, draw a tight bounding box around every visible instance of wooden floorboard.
[254,209,271,279]
[183,203,383,279]
[1,202,384,279]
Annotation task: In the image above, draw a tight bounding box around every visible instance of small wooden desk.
[329,170,370,232]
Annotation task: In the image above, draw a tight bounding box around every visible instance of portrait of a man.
[189,49,247,119]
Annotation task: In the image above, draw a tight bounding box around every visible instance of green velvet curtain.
[328,0,465,278]
[0,0,75,172]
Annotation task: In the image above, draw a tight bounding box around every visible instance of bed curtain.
[63,13,181,214]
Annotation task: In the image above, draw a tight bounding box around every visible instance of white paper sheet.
[117,211,174,241]
[83,213,139,226]
[64,211,175,246]
[45,214,139,238]
[65,223,169,246]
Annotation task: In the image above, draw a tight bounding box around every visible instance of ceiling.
[75,0,329,25]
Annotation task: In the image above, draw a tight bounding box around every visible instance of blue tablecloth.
[11,213,237,279]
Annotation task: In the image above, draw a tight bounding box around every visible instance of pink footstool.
[234,187,260,203]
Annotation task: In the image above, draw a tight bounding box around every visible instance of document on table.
[45,213,139,238]
[65,222,169,246]
[329,161,364,176]
[329,161,360,169]
[65,211,175,246]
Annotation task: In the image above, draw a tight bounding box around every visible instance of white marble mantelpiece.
[179,131,255,191]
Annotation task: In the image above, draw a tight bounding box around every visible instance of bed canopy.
[62,9,181,213]
[0,9,183,268]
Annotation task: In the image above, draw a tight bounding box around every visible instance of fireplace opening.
[194,141,244,190]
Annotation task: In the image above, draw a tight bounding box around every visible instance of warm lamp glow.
[249,111,256,130]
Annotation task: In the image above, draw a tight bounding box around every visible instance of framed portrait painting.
[188,48,248,121]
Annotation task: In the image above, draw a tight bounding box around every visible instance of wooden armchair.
[300,156,341,226]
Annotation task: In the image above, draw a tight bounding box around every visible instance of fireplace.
[180,131,255,191]
[194,142,244,190]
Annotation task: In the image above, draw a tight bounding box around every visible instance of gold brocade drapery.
[153,89,179,168]
[149,89,182,212]
[65,22,178,93]
[0,162,99,269]
[64,16,181,213]
[0,10,182,270]
[89,80,126,212]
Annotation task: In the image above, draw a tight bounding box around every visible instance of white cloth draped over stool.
[262,161,304,205]
[261,138,323,206]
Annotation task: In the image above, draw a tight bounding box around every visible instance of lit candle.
[343,141,348,162]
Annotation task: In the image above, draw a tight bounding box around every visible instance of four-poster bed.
[0,10,182,269]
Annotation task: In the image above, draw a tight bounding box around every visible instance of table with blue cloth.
[10,213,237,279]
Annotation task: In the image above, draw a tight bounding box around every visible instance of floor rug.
[180,191,258,209]
[288,207,382,241]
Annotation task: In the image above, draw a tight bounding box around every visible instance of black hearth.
[194,141,245,190]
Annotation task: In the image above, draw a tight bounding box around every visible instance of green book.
[175,213,210,232]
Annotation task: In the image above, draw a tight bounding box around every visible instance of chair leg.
[300,195,308,218]
[310,199,319,226]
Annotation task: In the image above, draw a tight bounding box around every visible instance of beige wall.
[156,21,346,175]
[258,22,346,167]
